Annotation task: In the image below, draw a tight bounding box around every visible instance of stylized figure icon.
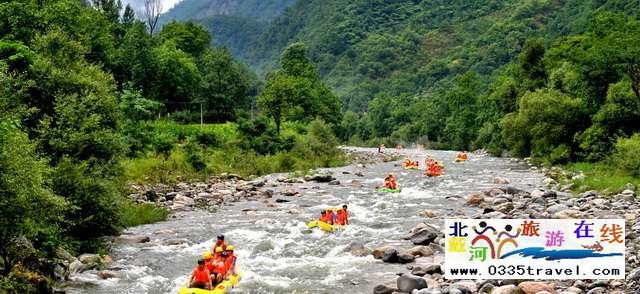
[471,221,497,259]
[496,224,520,258]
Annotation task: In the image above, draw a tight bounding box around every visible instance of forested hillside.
[243,0,640,112]
[159,0,295,56]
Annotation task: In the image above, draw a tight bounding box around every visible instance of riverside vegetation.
[0,0,343,291]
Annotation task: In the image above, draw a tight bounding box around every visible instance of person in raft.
[189,258,213,290]
[212,235,227,257]
[384,174,397,189]
[336,204,349,225]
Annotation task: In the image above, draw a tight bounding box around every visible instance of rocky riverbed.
[61,148,637,294]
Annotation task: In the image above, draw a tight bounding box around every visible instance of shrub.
[184,142,207,171]
[194,131,218,147]
[611,134,640,177]
[120,202,168,227]
[152,132,176,158]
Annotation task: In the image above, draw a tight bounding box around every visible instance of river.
[66,148,544,294]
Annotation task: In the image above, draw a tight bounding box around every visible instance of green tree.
[159,21,211,57]
[257,71,301,134]
[501,89,586,162]
[198,48,250,122]
[0,121,65,275]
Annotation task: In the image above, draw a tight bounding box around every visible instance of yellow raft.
[403,165,419,170]
[306,220,343,232]
[177,271,241,294]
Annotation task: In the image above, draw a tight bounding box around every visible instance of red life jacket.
[192,267,211,283]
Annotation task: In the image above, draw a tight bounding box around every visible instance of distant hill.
[158,0,296,56]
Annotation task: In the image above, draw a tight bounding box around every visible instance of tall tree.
[144,0,162,35]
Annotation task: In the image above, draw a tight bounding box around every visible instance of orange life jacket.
[210,257,227,274]
[336,210,348,225]
[192,267,211,283]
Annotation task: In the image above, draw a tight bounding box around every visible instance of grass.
[564,161,640,194]
[120,201,169,227]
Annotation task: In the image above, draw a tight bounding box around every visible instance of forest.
[0,0,342,291]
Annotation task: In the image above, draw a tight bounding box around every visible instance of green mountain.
[159,0,296,56]
[242,0,640,112]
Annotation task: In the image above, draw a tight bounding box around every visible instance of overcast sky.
[122,0,183,14]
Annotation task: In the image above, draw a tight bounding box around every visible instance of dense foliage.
[0,0,343,290]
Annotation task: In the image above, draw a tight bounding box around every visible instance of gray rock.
[491,285,522,294]
[406,245,434,257]
[628,268,640,280]
[546,203,569,214]
[275,199,290,203]
[478,282,495,293]
[397,253,415,263]
[382,248,399,263]
[543,190,557,198]
[397,274,428,292]
[483,211,507,219]
[373,284,396,294]
[409,227,439,245]
[422,264,442,274]
[585,288,606,294]
[305,172,335,182]
[452,281,476,293]
[588,280,608,289]
[68,259,86,275]
[411,267,426,276]
[328,180,341,185]
[164,238,189,246]
[165,192,178,200]
[173,195,195,206]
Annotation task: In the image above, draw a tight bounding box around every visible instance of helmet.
[226,245,235,251]
[327,208,333,211]
[203,252,213,259]
[215,247,224,253]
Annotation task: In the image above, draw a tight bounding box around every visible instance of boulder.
[397,253,415,263]
[467,193,484,205]
[397,274,428,292]
[373,284,396,294]
[518,281,554,294]
[406,245,434,257]
[418,210,438,218]
[305,172,334,182]
[409,227,439,246]
[546,204,569,214]
[114,234,150,244]
[382,248,399,263]
[453,280,477,293]
[372,246,393,259]
[68,260,86,275]
[282,189,299,196]
[173,195,195,206]
[275,199,290,203]
[328,180,341,185]
[491,285,523,294]
[164,238,189,246]
[422,264,442,274]
[553,209,585,219]
[344,241,370,257]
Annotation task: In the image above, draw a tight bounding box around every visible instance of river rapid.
[67,148,544,294]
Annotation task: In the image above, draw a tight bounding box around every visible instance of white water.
[66,148,543,293]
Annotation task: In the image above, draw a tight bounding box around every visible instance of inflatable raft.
[425,171,443,177]
[178,271,241,294]
[403,165,419,170]
[377,187,401,193]
[306,220,343,232]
